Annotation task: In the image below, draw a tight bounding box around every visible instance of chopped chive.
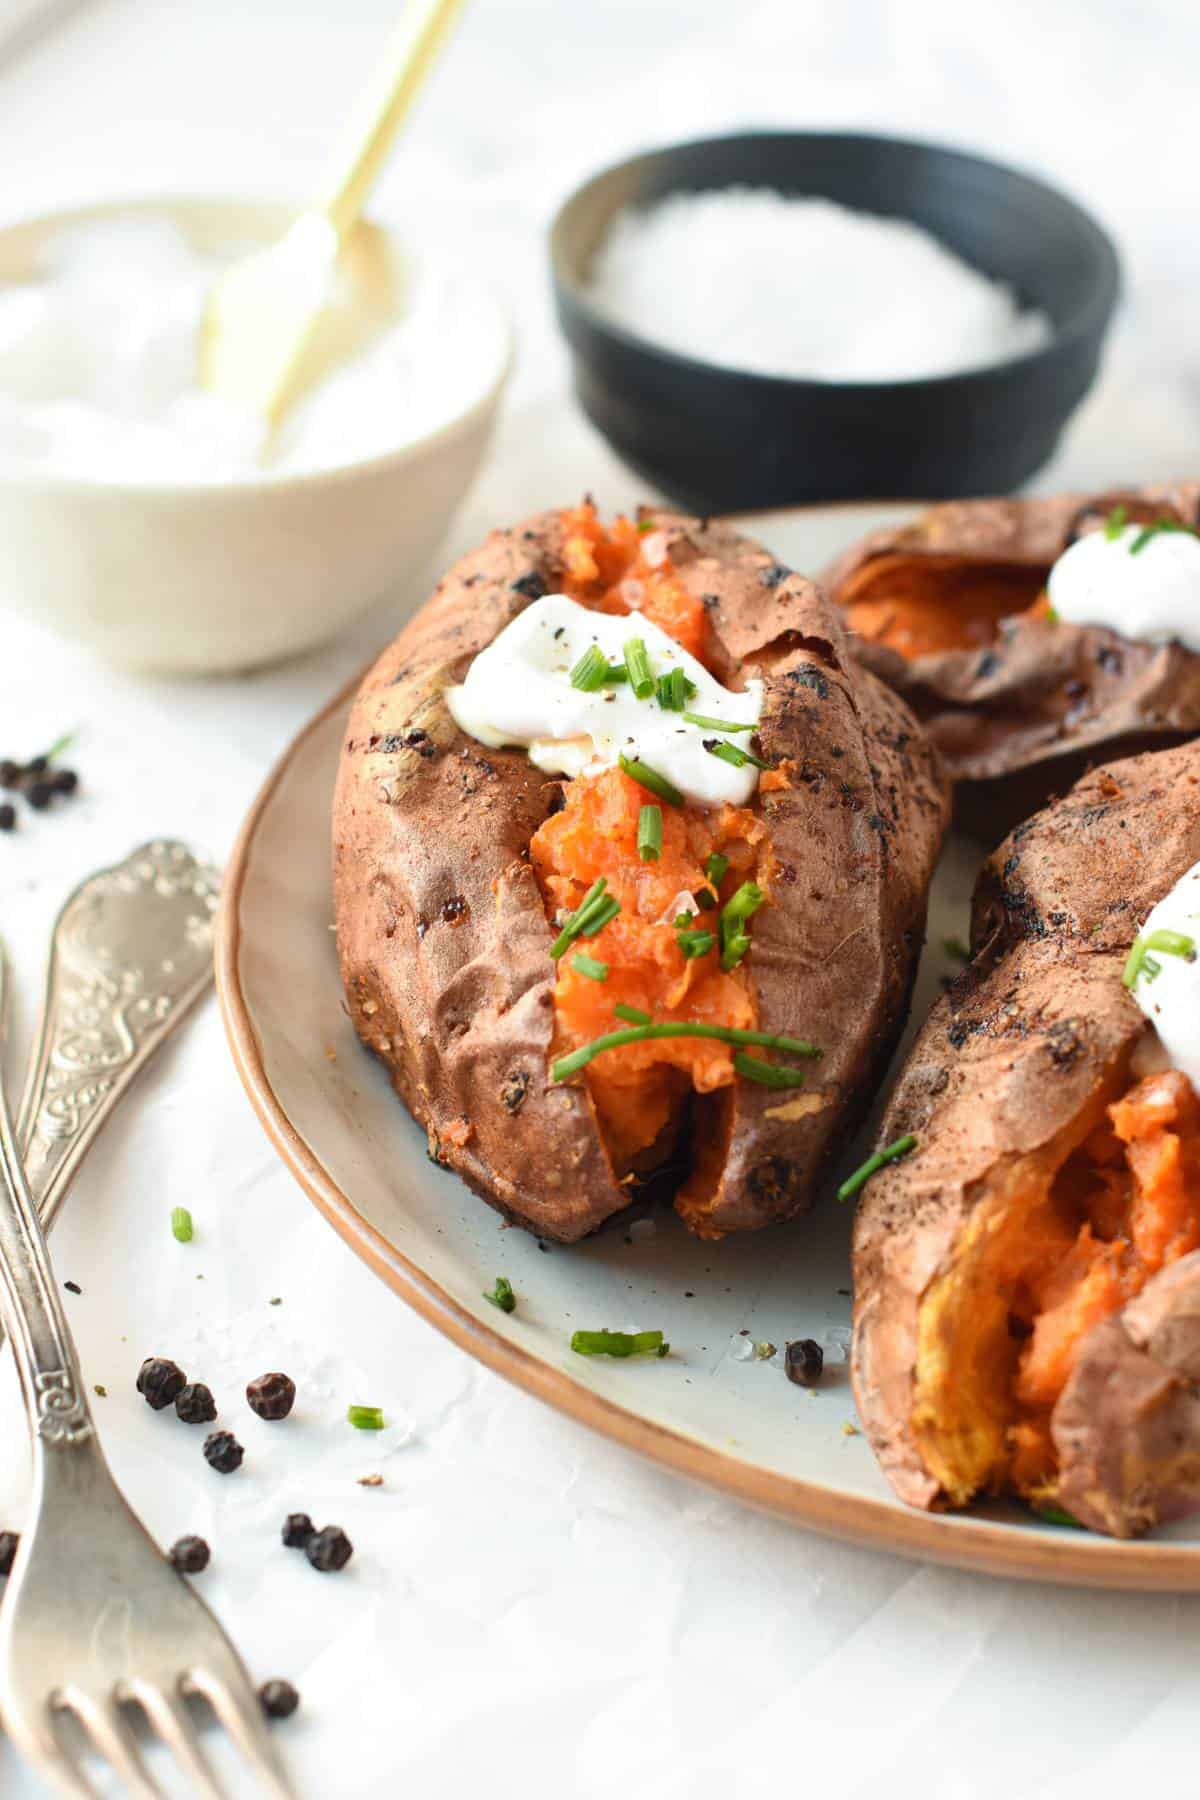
[837,1134,918,1202]
[550,878,608,960]
[704,853,730,889]
[552,1022,821,1082]
[484,1276,516,1314]
[623,636,655,699]
[676,928,715,960]
[569,644,609,691]
[720,881,765,971]
[705,738,773,773]
[1130,525,1156,556]
[603,662,629,683]
[1128,517,1194,556]
[1035,1503,1084,1528]
[636,516,656,535]
[693,887,719,911]
[614,1003,651,1025]
[674,912,696,929]
[170,1206,194,1243]
[683,713,755,732]
[637,803,662,862]
[1043,605,1060,624]
[733,1052,808,1089]
[347,1404,385,1431]
[1104,504,1128,541]
[1124,927,1196,986]
[571,1328,668,1358]
[723,881,765,925]
[618,753,684,807]
[579,895,620,938]
[571,952,609,982]
[44,730,77,763]
[655,668,695,711]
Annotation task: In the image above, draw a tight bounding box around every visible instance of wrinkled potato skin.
[333,508,948,1242]
[823,483,1200,833]
[851,741,1200,1530]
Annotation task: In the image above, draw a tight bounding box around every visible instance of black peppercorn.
[175,1382,217,1425]
[137,1357,187,1411]
[25,754,47,778]
[305,1525,353,1573]
[52,768,78,796]
[246,1371,296,1421]
[281,1512,315,1549]
[784,1338,825,1388]
[0,760,21,789]
[203,1431,244,1474]
[259,1679,300,1720]
[169,1535,211,1574]
[26,780,54,811]
[0,803,15,833]
[0,1531,18,1575]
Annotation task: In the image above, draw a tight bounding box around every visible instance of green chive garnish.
[1128,517,1194,556]
[171,1206,194,1243]
[1130,525,1155,556]
[579,895,620,938]
[347,1404,385,1430]
[1104,504,1129,541]
[1043,605,1060,624]
[705,853,730,889]
[720,881,764,971]
[705,738,773,773]
[572,952,609,981]
[571,1328,668,1358]
[569,643,609,691]
[1123,927,1196,986]
[623,637,654,699]
[682,713,755,732]
[484,1277,516,1314]
[618,753,684,806]
[550,878,608,960]
[44,730,77,763]
[655,668,696,711]
[604,662,629,683]
[837,1134,918,1202]
[1035,1503,1084,1529]
[676,928,715,959]
[614,1004,651,1025]
[733,1052,808,1089]
[636,517,656,535]
[552,1022,820,1083]
[638,803,663,862]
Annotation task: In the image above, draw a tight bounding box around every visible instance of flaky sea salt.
[586,188,1051,383]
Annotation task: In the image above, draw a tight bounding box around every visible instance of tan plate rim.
[215,500,1200,1593]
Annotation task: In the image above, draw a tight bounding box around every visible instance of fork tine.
[6,1707,98,1800]
[186,1670,296,1799]
[130,1682,231,1800]
[69,1694,164,1800]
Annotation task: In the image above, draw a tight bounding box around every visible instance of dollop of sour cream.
[445,594,763,807]
[1047,523,1200,654]
[1127,859,1200,1094]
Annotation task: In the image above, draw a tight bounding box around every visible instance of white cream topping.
[1047,523,1200,654]
[1127,858,1200,1095]
[445,594,763,807]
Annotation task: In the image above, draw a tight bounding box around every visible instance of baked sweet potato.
[823,483,1200,834]
[851,740,1200,1536]
[333,503,948,1243]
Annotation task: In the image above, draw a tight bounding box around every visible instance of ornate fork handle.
[0,949,92,1448]
[17,840,219,1222]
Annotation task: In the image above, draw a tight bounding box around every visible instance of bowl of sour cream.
[0,196,511,672]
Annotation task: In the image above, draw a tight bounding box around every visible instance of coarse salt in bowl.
[0,196,512,674]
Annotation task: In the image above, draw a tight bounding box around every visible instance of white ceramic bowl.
[0,196,511,674]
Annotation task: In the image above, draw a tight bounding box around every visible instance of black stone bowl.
[549,131,1120,512]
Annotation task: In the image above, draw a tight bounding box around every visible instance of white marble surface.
[0,0,1198,1794]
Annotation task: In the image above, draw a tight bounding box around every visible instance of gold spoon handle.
[315,0,469,243]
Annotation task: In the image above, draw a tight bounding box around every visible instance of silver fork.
[0,940,295,1797]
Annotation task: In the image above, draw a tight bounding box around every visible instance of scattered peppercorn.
[281,1512,315,1549]
[94,1384,107,1398]
[26,780,54,811]
[175,1382,217,1425]
[784,1338,825,1387]
[203,1431,244,1474]
[0,803,14,833]
[259,1680,300,1720]
[25,755,47,778]
[0,760,20,788]
[169,1535,211,1574]
[137,1357,187,1411]
[52,768,78,795]
[63,1280,81,1295]
[246,1372,296,1421]
[305,1525,353,1573]
[0,1531,18,1575]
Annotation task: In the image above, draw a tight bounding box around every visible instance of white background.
[0,0,1199,1795]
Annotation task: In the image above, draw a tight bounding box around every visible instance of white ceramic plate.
[217,503,1200,1591]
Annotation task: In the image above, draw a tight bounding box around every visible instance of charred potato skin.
[333,508,948,1243]
[823,484,1200,827]
[851,741,1200,1525]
